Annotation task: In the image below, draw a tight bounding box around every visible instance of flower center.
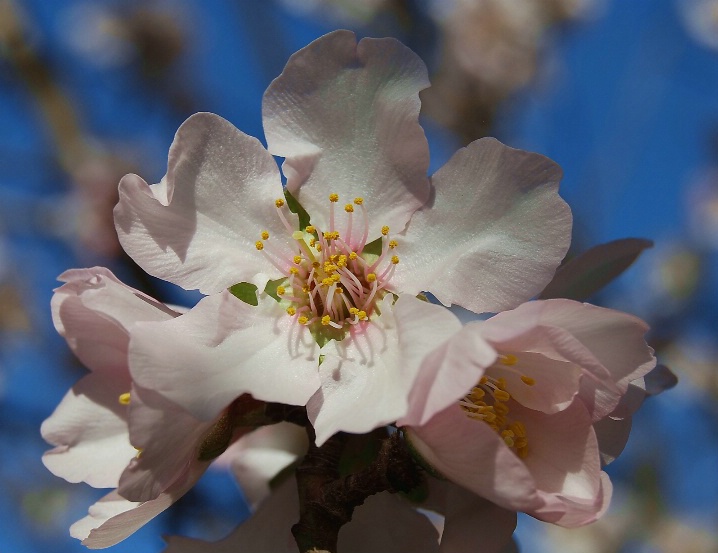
[460,354,534,459]
[255,193,399,332]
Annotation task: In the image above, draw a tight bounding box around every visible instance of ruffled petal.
[532,472,613,528]
[394,138,572,313]
[406,404,541,513]
[263,30,430,237]
[129,291,321,421]
[115,113,288,294]
[41,373,135,488]
[308,295,461,445]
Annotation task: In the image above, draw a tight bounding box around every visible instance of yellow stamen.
[261,230,270,240]
[277,286,286,296]
[520,375,536,386]
[289,267,299,275]
[494,390,511,402]
[353,197,364,205]
[500,354,518,366]
[255,241,264,251]
[349,252,358,260]
[275,198,285,208]
[321,315,331,326]
[357,310,368,320]
[366,273,377,282]
[305,225,315,234]
[344,204,354,213]
[329,193,339,203]
[389,240,398,249]
[293,255,302,264]
[391,255,399,265]
[286,306,296,316]
[298,315,309,325]
[118,392,131,405]
[381,226,390,236]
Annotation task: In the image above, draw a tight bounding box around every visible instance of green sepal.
[229,282,259,306]
[284,189,311,230]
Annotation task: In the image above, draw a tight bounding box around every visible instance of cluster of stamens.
[460,354,535,459]
[254,193,399,331]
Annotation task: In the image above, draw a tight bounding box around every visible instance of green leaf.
[539,238,653,301]
[362,236,383,257]
[229,282,258,306]
[284,189,310,230]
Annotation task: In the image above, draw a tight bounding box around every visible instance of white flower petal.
[264,30,431,237]
[394,138,572,313]
[115,113,288,294]
[129,291,321,421]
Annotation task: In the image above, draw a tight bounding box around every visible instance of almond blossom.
[114,29,572,446]
[41,268,260,548]
[402,299,657,527]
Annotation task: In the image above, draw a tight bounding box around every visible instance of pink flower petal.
[308,294,461,445]
[406,404,541,513]
[129,291,322,421]
[71,464,205,549]
[400,322,497,427]
[394,138,572,313]
[263,30,431,237]
[532,472,613,527]
[115,113,289,294]
[41,373,135,488]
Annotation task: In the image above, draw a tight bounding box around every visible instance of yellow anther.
[510,422,526,438]
[483,412,497,423]
[316,244,323,251]
[494,390,511,402]
[289,267,299,275]
[261,230,270,240]
[275,198,285,208]
[354,197,364,205]
[391,255,399,265]
[336,287,344,294]
[329,193,339,203]
[349,252,358,260]
[358,310,368,320]
[344,204,354,213]
[470,388,485,400]
[501,430,515,439]
[298,315,309,325]
[517,446,529,459]
[293,255,302,264]
[349,307,359,315]
[118,392,131,405]
[302,286,310,293]
[366,273,377,282]
[305,225,315,234]
[515,437,528,449]
[494,401,510,415]
[286,306,296,316]
[321,277,333,287]
[330,254,338,262]
[337,255,347,267]
[479,376,488,385]
[277,286,286,296]
[331,273,341,283]
[496,377,508,390]
[389,240,398,249]
[520,375,536,386]
[309,238,317,247]
[381,226,390,236]
[500,354,518,366]
[321,315,331,326]
[312,261,320,268]
[255,241,264,251]
[503,436,515,448]
[324,263,338,273]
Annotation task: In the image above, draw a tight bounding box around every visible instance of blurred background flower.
[1,0,716,551]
